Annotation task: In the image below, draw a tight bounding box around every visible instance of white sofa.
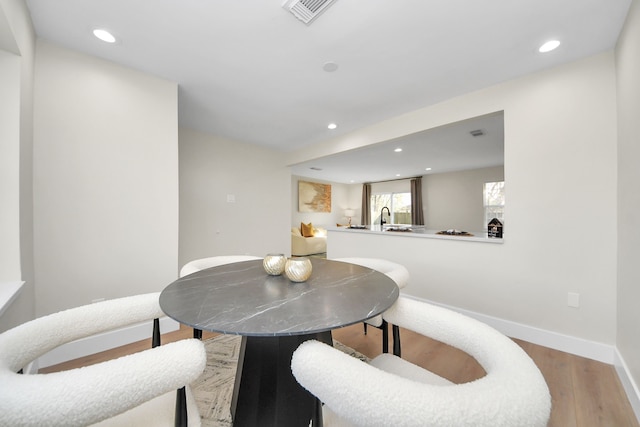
[291,226,327,256]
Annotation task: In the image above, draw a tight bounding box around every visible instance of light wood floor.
[42,324,639,427]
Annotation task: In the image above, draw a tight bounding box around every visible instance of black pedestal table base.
[230,331,332,427]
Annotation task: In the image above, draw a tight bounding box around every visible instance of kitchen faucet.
[380,206,390,227]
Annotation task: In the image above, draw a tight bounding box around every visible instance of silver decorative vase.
[284,257,312,282]
[263,253,287,276]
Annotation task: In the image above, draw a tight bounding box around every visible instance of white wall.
[616,0,640,406]
[424,166,504,232]
[179,128,290,266]
[0,0,35,332]
[295,52,618,346]
[0,48,20,280]
[291,175,352,229]
[33,40,179,316]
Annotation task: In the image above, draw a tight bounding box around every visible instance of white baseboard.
[614,349,640,422]
[37,317,180,369]
[402,294,616,363]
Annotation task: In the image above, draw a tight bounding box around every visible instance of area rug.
[192,335,368,427]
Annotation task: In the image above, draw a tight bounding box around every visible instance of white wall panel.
[33,40,179,315]
[310,52,618,345]
[179,128,290,267]
[616,0,640,414]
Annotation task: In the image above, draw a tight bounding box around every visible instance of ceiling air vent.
[283,0,338,25]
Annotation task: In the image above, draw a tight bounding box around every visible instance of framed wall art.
[298,180,331,213]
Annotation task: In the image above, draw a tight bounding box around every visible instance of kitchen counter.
[331,224,503,244]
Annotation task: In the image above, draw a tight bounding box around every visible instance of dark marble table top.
[159,258,399,336]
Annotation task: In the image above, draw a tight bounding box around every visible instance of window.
[371,192,411,225]
[484,181,505,228]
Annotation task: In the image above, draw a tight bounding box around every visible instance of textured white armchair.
[0,293,207,427]
[180,255,262,277]
[332,258,409,354]
[292,296,551,427]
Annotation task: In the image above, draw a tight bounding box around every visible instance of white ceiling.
[25,0,630,180]
[291,111,504,183]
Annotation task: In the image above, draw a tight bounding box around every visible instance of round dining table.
[160,257,399,427]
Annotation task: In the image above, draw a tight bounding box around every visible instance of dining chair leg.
[381,320,389,353]
[363,321,391,353]
[175,387,187,427]
[152,318,161,348]
[392,324,401,357]
[311,397,324,426]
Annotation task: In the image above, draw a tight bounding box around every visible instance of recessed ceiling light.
[394,148,402,152]
[539,40,560,53]
[396,174,401,177]
[93,29,116,43]
[327,123,337,130]
[425,167,432,171]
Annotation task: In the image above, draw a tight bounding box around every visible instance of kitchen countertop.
[331,225,504,244]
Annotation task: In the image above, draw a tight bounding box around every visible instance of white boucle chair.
[179,255,262,278]
[0,293,207,427]
[291,296,552,427]
[332,257,409,355]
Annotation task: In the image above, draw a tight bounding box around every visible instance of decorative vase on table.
[263,254,287,275]
[285,257,312,282]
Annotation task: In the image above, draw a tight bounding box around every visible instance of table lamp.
[344,209,355,226]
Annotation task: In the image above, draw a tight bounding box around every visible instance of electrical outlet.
[567,292,580,308]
